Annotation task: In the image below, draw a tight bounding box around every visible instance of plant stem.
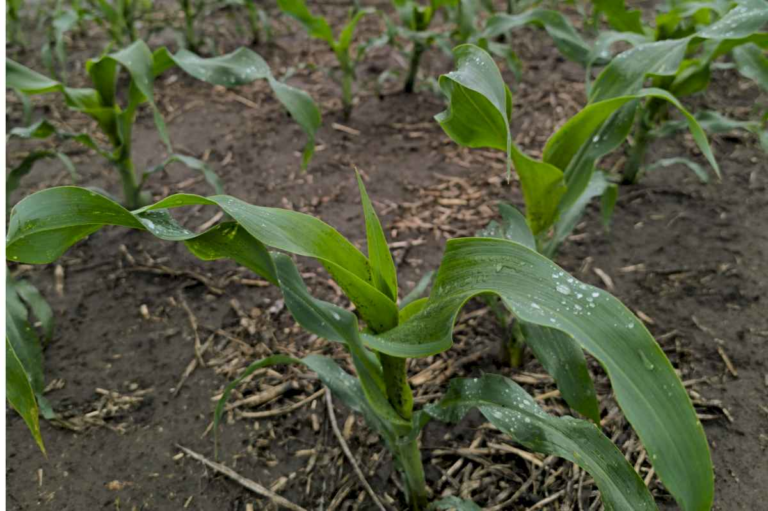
[506,319,526,368]
[380,354,413,420]
[397,437,428,510]
[115,156,142,210]
[404,41,424,94]
[341,68,354,120]
[623,116,651,185]
[244,0,260,45]
[378,353,426,508]
[180,0,197,51]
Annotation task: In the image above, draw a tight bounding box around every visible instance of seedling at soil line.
[6,40,320,209]
[390,0,456,93]
[277,0,372,119]
[7,174,712,510]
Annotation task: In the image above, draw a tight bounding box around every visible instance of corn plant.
[475,7,596,69]
[6,40,320,209]
[436,44,718,256]
[389,0,458,93]
[82,0,153,45]
[8,174,712,510]
[277,0,372,118]
[6,271,56,454]
[585,0,768,183]
[40,2,81,82]
[178,0,205,51]
[225,0,271,45]
[6,0,26,46]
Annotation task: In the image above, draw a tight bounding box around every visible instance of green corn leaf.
[271,253,403,425]
[267,77,321,169]
[509,149,565,236]
[590,2,768,102]
[6,187,397,344]
[519,322,601,423]
[143,154,224,195]
[585,31,650,94]
[593,0,645,34]
[7,275,46,396]
[6,151,77,201]
[277,0,335,44]
[435,44,564,235]
[184,222,278,285]
[425,374,656,510]
[551,102,637,222]
[89,40,172,151]
[52,8,78,74]
[646,157,710,183]
[13,278,55,344]
[542,171,613,258]
[478,202,536,251]
[6,273,56,445]
[337,9,372,54]
[450,203,601,422]
[7,118,57,139]
[653,109,764,138]
[13,89,34,126]
[435,45,511,158]
[7,117,107,158]
[6,59,61,93]
[153,47,272,84]
[481,9,593,66]
[399,297,429,323]
[356,170,398,303]
[6,337,45,454]
[153,47,321,169]
[733,43,768,91]
[5,119,89,201]
[545,88,720,180]
[366,237,712,511]
[5,187,405,430]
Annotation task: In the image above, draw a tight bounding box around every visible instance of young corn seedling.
[227,0,271,45]
[277,0,372,119]
[585,0,768,183]
[443,2,604,86]
[40,2,81,82]
[84,0,152,45]
[178,0,204,51]
[8,174,712,510]
[6,40,320,209]
[6,0,26,46]
[436,44,720,256]
[473,6,597,72]
[390,0,456,93]
[434,42,720,367]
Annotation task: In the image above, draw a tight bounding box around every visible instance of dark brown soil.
[6,2,768,510]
